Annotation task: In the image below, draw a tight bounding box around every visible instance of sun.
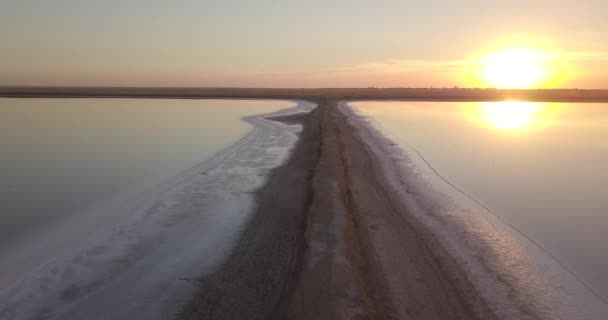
[480,48,553,89]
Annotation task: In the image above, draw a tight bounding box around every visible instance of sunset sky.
[2,0,607,88]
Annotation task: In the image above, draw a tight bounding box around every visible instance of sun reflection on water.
[479,101,547,131]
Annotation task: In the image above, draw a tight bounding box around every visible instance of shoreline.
[340,101,608,318]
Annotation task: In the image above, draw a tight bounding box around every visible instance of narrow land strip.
[180,99,502,319]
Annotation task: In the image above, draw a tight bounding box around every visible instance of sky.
[1,0,607,88]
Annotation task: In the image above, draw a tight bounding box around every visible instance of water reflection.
[479,101,546,131]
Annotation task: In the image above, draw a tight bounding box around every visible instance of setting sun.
[480,48,553,89]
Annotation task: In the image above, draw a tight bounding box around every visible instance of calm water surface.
[351,101,608,298]
[0,98,293,249]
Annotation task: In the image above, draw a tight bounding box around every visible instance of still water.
[350,101,608,298]
[0,98,293,249]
